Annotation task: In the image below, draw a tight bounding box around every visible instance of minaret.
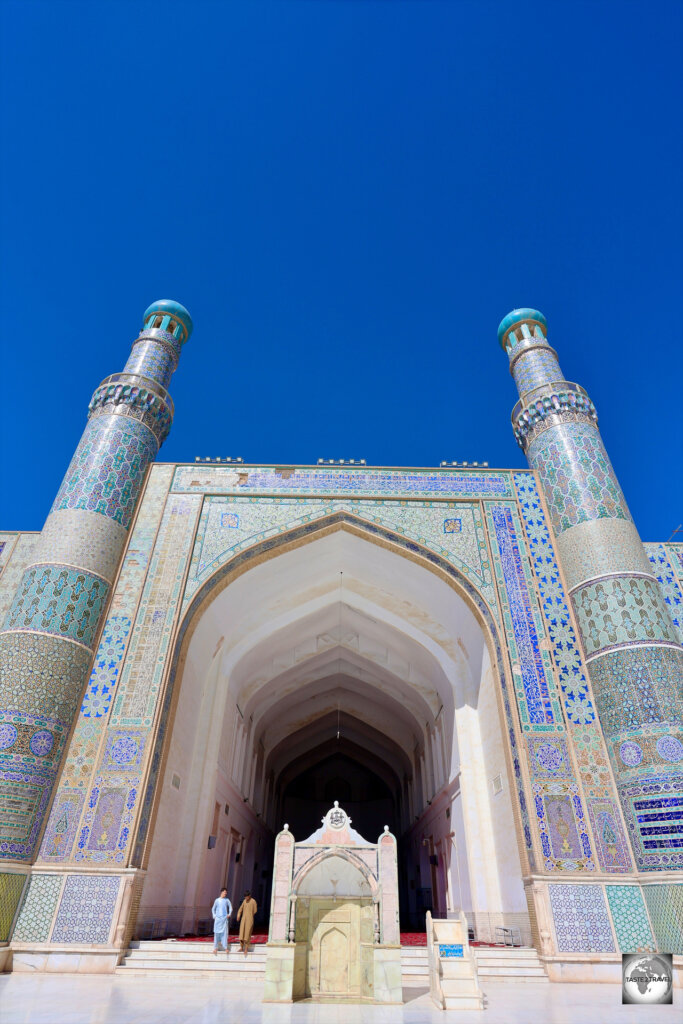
[0,300,192,863]
[499,308,683,871]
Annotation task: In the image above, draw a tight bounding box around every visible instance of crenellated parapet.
[500,307,683,873]
[88,375,174,445]
[0,300,192,864]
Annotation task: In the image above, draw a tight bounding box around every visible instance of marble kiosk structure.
[264,802,401,1002]
[0,302,680,987]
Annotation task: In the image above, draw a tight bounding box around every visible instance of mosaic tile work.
[172,464,516,499]
[642,884,683,954]
[0,765,54,860]
[511,345,562,397]
[0,534,39,625]
[587,646,682,737]
[549,884,615,952]
[101,729,146,771]
[588,644,683,870]
[124,340,177,389]
[112,494,201,728]
[526,726,628,874]
[0,872,26,940]
[0,632,93,727]
[51,874,120,944]
[534,783,594,871]
[626,784,683,865]
[13,873,62,942]
[52,720,102,792]
[108,465,174,620]
[185,497,494,608]
[81,616,131,718]
[52,415,159,529]
[527,422,631,535]
[131,326,184,362]
[527,735,570,779]
[34,509,127,585]
[605,886,655,952]
[645,543,683,643]
[0,711,64,772]
[488,504,560,728]
[587,798,632,873]
[514,474,594,724]
[573,575,679,658]
[0,629,93,860]
[39,788,86,861]
[76,774,139,861]
[33,470,173,866]
[557,518,653,594]
[4,564,109,649]
[88,382,173,447]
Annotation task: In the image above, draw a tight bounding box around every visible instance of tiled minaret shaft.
[499,308,683,872]
[0,300,192,863]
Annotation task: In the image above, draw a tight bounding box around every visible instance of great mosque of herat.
[0,301,681,997]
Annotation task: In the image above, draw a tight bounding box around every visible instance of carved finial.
[283,823,289,831]
[384,825,389,833]
[334,800,339,808]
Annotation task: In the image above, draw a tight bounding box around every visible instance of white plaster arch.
[293,849,379,900]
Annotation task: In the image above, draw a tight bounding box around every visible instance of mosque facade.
[0,301,681,983]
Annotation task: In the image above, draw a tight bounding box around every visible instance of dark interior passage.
[277,747,399,842]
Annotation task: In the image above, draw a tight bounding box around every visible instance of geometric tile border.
[13,874,63,943]
[643,884,683,955]
[0,872,26,942]
[549,884,615,952]
[50,874,120,944]
[605,885,655,952]
[514,474,595,724]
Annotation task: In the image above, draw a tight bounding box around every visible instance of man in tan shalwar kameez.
[236,890,258,954]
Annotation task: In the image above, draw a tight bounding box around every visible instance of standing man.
[237,890,258,955]
[212,887,233,955]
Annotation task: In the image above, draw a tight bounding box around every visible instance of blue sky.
[1,0,681,539]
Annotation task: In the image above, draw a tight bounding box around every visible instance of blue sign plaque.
[439,944,464,958]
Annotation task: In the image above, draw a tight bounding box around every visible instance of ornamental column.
[0,300,192,863]
[499,307,683,871]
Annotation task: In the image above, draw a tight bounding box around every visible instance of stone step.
[122,954,265,968]
[116,942,548,984]
[475,947,539,958]
[125,948,267,962]
[116,967,263,981]
[476,958,546,969]
[128,941,266,953]
[116,957,264,975]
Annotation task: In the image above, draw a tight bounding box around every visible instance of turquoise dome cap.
[497,308,546,348]
[143,299,193,342]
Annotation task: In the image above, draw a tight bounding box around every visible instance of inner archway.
[136,518,529,944]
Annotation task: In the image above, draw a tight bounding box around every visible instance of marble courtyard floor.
[0,976,680,1024]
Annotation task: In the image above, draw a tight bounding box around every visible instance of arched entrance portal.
[137,519,529,943]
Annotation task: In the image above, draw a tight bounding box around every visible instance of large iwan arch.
[137,514,530,941]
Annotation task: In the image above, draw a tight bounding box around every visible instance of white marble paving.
[0,976,680,1024]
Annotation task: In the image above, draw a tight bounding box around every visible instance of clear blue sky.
[1,1,681,539]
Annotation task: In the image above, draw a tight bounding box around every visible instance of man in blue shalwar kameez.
[212,887,233,954]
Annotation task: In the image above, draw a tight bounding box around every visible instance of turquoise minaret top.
[122,299,193,391]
